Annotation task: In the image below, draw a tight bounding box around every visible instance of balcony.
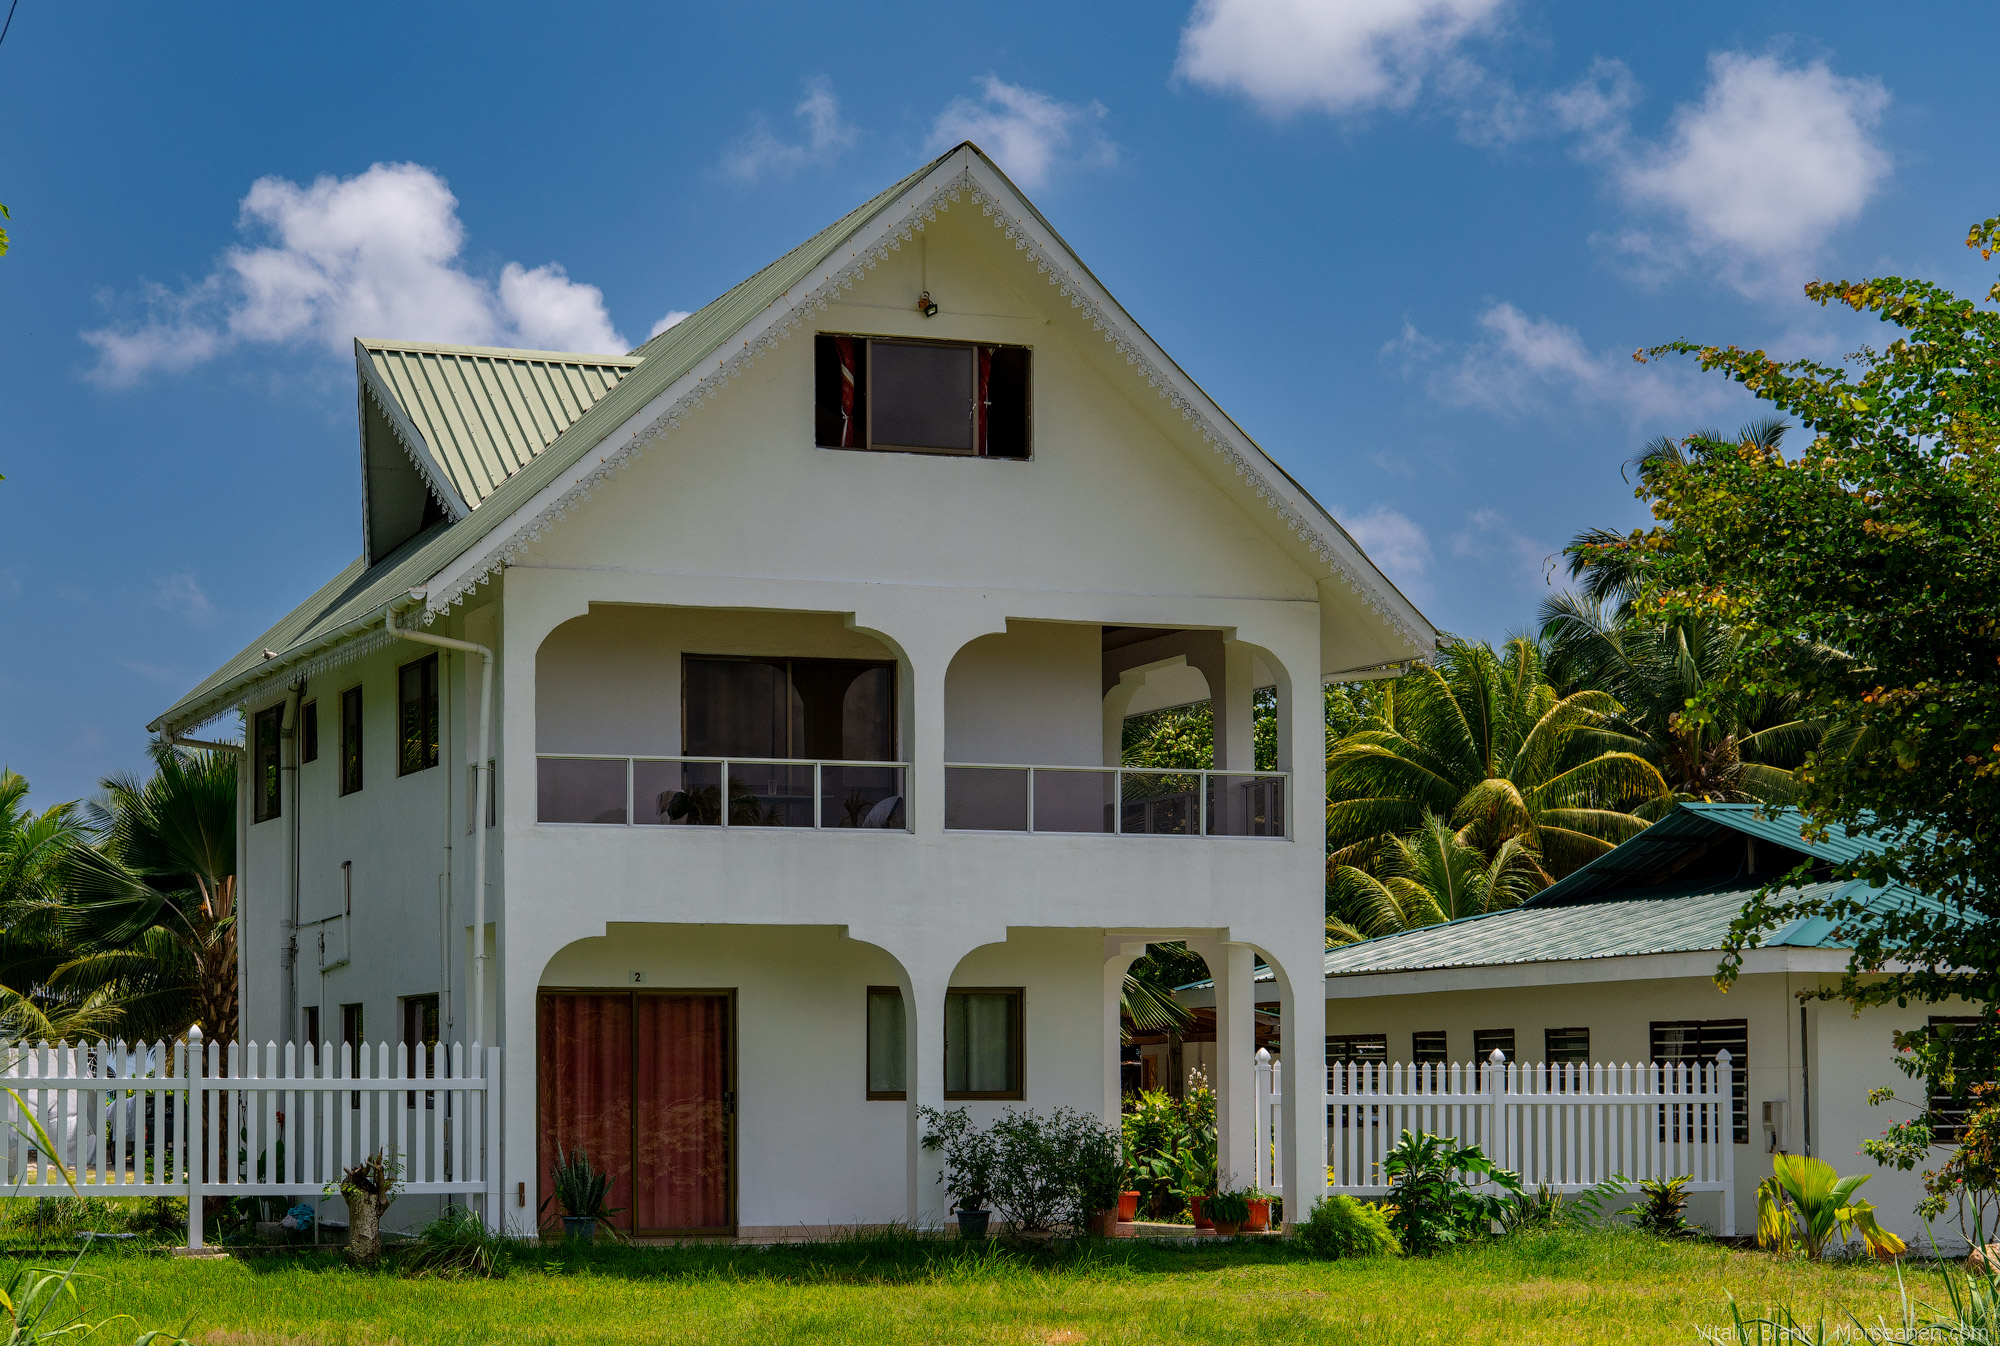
[944,765,1286,838]
[537,756,908,829]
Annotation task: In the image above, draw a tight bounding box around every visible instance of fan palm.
[1325,638,1668,881]
[1327,813,1546,945]
[58,743,239,1041]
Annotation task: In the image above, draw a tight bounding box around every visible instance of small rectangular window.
[299,701,319,764]
[340,686,364,795]
[1925,1017,1983,1144]
[1546,1027,1591,1065]
[467,760,497,833]
[252,704,283,823]
[341,1002,365,1105]
[1651,1019,1748,1144]
[399,654,440,775]
[815,334,1030,458]
[867,987,907,1100]
[1473,1028,1516,1062]
[301,1006,320,1057]
[404,993,441,1108]
[1412,1030,1448,1065]
[945,988,1022,1099]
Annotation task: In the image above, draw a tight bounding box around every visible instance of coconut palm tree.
[0,770,129,1040]
[1325,639,1669,881]
[58,743,238,1041]
[1327,813,1546,945]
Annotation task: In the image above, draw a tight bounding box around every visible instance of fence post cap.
[1714,1048,1732,1062]
[1255,1047,1271,1063]
[187,1025,203,1043]
[1488,1048,1507,1064]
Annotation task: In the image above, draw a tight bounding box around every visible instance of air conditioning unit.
[1762,1099,1787,1153]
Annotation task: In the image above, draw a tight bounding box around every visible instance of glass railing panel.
[944,766,1028,831]
[537,757,627,825]
[1035,768,1116,834]
[634,759,722,825]
[1119,770,1201,835]
[1207,773,1286,837]
[821,764,907,829]
[725,761,815,828]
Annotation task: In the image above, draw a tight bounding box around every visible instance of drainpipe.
[281,681,304,1046]
[387,602,495,1048]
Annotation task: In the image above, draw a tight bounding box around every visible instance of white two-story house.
[151,143,1437,1237]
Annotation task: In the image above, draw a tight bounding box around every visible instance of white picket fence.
[1255,1047,1736,1235]
[1,1028,498,1247]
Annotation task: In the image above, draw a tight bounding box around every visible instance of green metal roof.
[358,341,641,510]
[1319,804,1932,979]
[151,151,942,735]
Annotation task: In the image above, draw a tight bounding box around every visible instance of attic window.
[814,334,1029,458]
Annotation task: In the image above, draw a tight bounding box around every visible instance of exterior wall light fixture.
[917,290,939,318]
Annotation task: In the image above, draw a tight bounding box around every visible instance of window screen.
[1546,1027,1591,1065]
[399,654,439,775]
[340,686,364,795]
[1412,1030,1448,1065]
[253,704,283,823]
[872,341,974,452]
[867,987,907,1099]
[945,989,1022,1098]
[1651,1019,1749,1144]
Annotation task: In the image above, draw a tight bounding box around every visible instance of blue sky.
[4,1,1995,807]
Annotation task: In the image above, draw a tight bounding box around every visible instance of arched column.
[1247,934,1326,1228]
[1102,939,1148,1123]
[1186,934,1258,1192]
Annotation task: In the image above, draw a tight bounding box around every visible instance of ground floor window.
[944,988,1022,1099]
[403,993,440,1108]
[1473,1028,1515,1062]
[1925,1016,1985,1143]
[867,987,907,1099]
[1545,1027,1590,1066]
[538,990,734,1234]
[1651,1019,1748,1143]
[1411,1030,1447,1065]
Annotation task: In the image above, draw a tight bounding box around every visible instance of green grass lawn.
[0,1226,1934,1345]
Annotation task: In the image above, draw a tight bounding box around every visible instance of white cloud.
[1562,53,1891,291]
[1342,503,1434,603]
[151,572,214,624]
[1176,0,1507,117]
[721,77,859,183]
[1389,302,1746,425]
[928,77,1116,190]
[83,162,627,383]
[648,310,692,340]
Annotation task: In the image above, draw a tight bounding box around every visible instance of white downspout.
[387,605,495,1049]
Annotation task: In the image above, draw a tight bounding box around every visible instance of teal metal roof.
[1320,804,1932,979]
[151,151,943,734]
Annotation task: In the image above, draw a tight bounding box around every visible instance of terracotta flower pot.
[1117,1190,1140,1221]
[1192,1196,1213,1230]
[1213,1219,1242,1236]
[1245,1198,1270,1232]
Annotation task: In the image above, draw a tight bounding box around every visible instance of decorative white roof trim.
[204,628,402,731]
[414,150,1432,652]
[356,352,472,521]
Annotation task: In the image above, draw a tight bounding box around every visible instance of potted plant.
[919,1107,998,1239]
[1075,1118,1127,1238]
[1245,1188,1273,1232]
[1117,1188,1140,1222]
[543,1144,621,1242]
[1205,1186,1251,1237]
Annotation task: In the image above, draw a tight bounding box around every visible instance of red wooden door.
[540,991,733,1234]
[538,993,635,1232]
[634,994,732,1231]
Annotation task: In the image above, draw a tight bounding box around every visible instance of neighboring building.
[151,143,1437,1237]
[1179,804,1969,1242]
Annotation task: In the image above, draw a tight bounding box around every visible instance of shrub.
[1122,1086,1215,1221]
[1381,1130,1521,1255]
[1294,1194,1400,1259]
[401,1204,508,1279]
[1634,1175,1695,1239]
[919,1107,998,1215]
[923,1106,1125,1234]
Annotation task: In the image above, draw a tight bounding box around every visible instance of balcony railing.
[537,756,908,829]
[944,765,1286,838]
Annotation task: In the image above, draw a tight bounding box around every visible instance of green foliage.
[1755,1155,1906,1261]
[1121,1085,1215,1222]
[1634,1175,1696,1239]
[1293,1193,1399,1258]
[1325,638,1670,888]
[542,1146,618,1223]
[921,1106,1124,1234]
[402,1205,508,1280]
[1620,215,2000,1123]
[1380,1130,1522,1255]
[1327,811,1545,945]
[1202,1187,1250,1225]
